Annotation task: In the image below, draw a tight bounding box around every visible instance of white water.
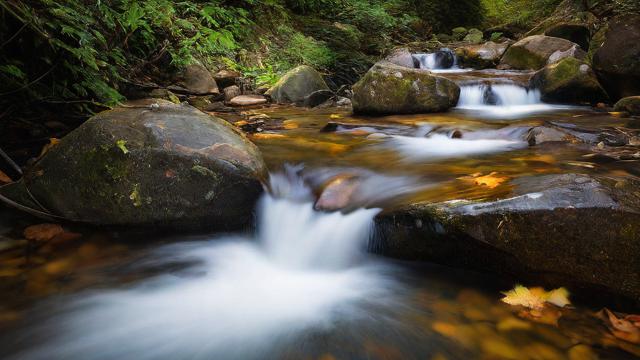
[456,83,574,118]
[388,133,526,161]
[8,172,400,360]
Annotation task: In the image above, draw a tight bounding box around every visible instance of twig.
[0,21,29,49]
[0,146,22,176]
[0,59,59,96]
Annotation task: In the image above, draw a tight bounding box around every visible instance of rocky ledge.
[373,173,640,303]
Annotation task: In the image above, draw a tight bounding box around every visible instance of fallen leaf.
[23,224,64,242]
[0,170,11,184]
[329,114,341,119]
[250,133,285,140]
[459,172,509,189]
[501,285,570,310]
[602,308,640,344]
[39,138,60,157]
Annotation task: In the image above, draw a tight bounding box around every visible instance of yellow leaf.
[329,114,341,119]
[501,285,570,310]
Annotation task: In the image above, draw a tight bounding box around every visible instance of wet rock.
[530,57,608,104]
[592,15,640,100]
[455,41,512,69]
[374,173,640,301]
[171,64,219,95]
[203,101,234,112]
[187,95,214,110]
[0,100,267,230]
[304,89,334,108]
[224,85,241,102]
[463,28,484,44]
[526,126,577,145]
[385,47,415,68]
[545,23,590,51]
[352,61,460,115]
[228,95,268,107]
[499,35,585,70]
[213,69,241,89]
[266,65,330,104]
[315,175,360,211]
[614,96,640,116]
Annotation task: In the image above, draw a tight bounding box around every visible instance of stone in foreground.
[499,35,585,70]
[374,174,640,301]
[352,61,460,115]
[1,100,267,230]
[266,65,330,104]
[530,57,608,104]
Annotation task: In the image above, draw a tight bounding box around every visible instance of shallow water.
[1,77,639,358]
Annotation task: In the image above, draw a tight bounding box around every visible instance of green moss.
[191,165,217,177]
[502,45,545,70]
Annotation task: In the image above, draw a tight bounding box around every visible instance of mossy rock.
[1,100,268,230]
[499,35,584,70]
[374,174,640,302]
[451,27,468,40]
[545,23,590,51]
[455,41,511,69]
[352,61,460,115]
[530,57,608,104]
[614,96,640,116]
[462,28,483,44]
[266,65,330,104]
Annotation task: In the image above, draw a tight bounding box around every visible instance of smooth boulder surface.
[2,100,267,230]
[352,61,460,115]
[385,47,415,68]
[614,96,640,116]
[455,41,511,69]
[228,95,268,107]
[373,174,640,301]
[170,64,219,95]
[265,65,330,104]
[592,15,640,100]
[498,35,585,70]
[530,57,608,104]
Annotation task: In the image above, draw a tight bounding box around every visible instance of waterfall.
[6,170,399,360]
[413,48,457,70]
[457,83,542,107]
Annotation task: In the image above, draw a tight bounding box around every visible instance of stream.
[1,55,639,359]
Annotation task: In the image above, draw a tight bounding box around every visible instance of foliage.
[481,0,563,27]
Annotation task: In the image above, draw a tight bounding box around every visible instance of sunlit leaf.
[501,285,570,310]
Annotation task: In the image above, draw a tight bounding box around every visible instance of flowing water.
[1,53,639,359]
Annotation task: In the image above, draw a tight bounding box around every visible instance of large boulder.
[374,174,640,302]
[498,35,585,70]
[614,96,640,116]
[455,41,512,69]
[463,28,484,44]
[0,100,267,230]
[530,57,608,104]
[352,61,460,115]
[170,64,219,95]
[544,23,590,51]
[265,65,330,104]
[592,15,640,100]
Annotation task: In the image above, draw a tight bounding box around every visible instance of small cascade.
[413,48,457,70]
[457,83,541,107]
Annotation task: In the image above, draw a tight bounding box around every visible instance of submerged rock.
[266,65,330,104]
[592,15,640,100]
[530,57,608,104]
[374,173,640,301]
[228,95,268,107]
[455,41,512,69]
[614,96,640,116]
[352,61,460,115]
[498,35,585,70]
[1,100,267,230]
